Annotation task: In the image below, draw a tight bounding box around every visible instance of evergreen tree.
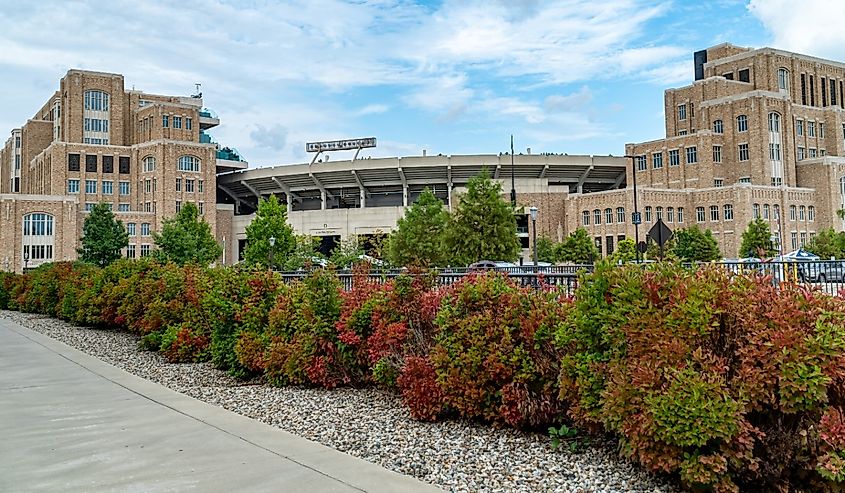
[609,238,637,264]
[243,195,295,269]
[670,225,722,262]
[804,228,845,259]
[153,202,222,266]
[535,236,557,263]
[739,218,777,258]
[555,228,599,264]
[387,188,449,267]
[78,202,129,267]
[443,169,520,265]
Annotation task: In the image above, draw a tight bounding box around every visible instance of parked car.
[467,260,517,271]
[812,261,845,283]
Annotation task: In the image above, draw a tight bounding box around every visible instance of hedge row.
[2,260,845,492]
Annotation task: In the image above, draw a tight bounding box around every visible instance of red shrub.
[398,356,444,421]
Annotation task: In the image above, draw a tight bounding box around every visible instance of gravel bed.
[3,310,676,493]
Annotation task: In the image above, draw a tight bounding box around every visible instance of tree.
[443,169,520,265]
[280,235,325,271]
[330,236,364,268]
[609,238,637,264]
[739,218,777,258]
[153,202,222,265]
[670,226,722,262]
[535,236,557,263]
[804,228,845,259]
[243,195,295,269]
[387,188,449,267]
[78,202,129,267]
[555,228,599,264]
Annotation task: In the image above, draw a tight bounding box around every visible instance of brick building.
[571,43,845,257]
[0,70,245,272]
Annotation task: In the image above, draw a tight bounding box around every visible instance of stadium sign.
[306,137,377,153]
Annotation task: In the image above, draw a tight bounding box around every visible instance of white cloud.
[748,0,845,60]
[545,87,593,112]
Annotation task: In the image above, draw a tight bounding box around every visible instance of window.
[102,155,114,173]
[810,148,817,158]
[801,232,807,246]
[774,204,780,220]
[594,209,601,225]
[713,119,723,133]
[678,104,687,120]
[667,207,674,223]
[102,181,113,195]
[808,121,816,137]
[119,181,130,195]
[710,205,719,221]
[820,123,825,138]
[768,112,780,132]
[67,179,79,193]
[801,73,807,105]
[713,145,722,163]
[723,72,734,80]
[118,203,130,212]
[604,208,612,224]
[778,68,789,90]
[141,244,151,257]
[696,207,705,222]
[162,115,169,128]
[796,119,804,136]
[678,130,688,136]
[85,154,97,172]
[185,179,195,192]
[645,206,653,222]
[127,244,136,259]
[143,156,156,172]
[822,149,827,156]
[198,202,204,215]
[84,118,109,133]
[176,201,182,213]
[582,210,590,226]
[85,179,97,194]
[823,77,828,106]
[738,68,750,83]
[173,116,182,129]
[763,204,770,219]
[842,123,845,140]
[685,146,697,164]
[119,156,130,174]
[798,147,805,160]
[656,206,663,221]
[738,143,749,161]
[753,203,760,219]
[790,205,796,221]
[186,118,192,130]
[198,180,204,193]
[799,205,806,220]
[739,177,752,184]
[84,90,109,111]
[636,155,647,171]
[724,204,733,220]
[769,143,781,161]
[809,206,815,221]
[772,177,783,186]
[127,223,136,236]
[178,155,200,172]
[737,115,748,132]
[84,202,95,212]
[176,178,182,192]
[714,179,723,187]
[677,207,684,223]
[652,152,663,169]
[791,231,798,250]
[616,207,625,223]
[145,179,151,193]
[141,223,151,236]
[21,213,55,266]
[68,153,80,172]
[669,149,680,166]
[15,136,20,148]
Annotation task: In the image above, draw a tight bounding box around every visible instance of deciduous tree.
[739,218,777,258]
[670,226,722,262]
[243,195,295,269]
[153,202,222,266]
[78,202,129,267]
[555,228,599,264]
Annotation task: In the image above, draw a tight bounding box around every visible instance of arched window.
[737,115,748,132]
[645,206,653,222]
[582,210,590,226]
[604,208,612,224]
[768,112,783,186]
[616,207,625,223]
[593,209,601,225]
[667,207,674,223]
[713,119,723,134]
[142,156,156,173]
[778,68,789,91]
[84,90,109,111]
[178,155,200,172]
[22,212,55,268]
[768,112,780,132]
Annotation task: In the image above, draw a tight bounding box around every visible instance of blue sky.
[0,0,843,167]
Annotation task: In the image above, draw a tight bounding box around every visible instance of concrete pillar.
[321,190,326,210]
[403,184,408,207]
[286,193,293,214]
[360,188,366,208]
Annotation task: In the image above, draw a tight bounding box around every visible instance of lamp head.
[269,236,276,247]
[529,206,538,221]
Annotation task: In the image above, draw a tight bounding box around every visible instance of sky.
[2,0,845,168]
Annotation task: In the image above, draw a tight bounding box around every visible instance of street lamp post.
[268,236,276,270]
[529,206,538,269]
[624,155,641,263]
[23,250,29,272]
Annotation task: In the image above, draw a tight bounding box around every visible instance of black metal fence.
[277,261,845,297]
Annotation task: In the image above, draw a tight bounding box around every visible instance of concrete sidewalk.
[0,317,442,493]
